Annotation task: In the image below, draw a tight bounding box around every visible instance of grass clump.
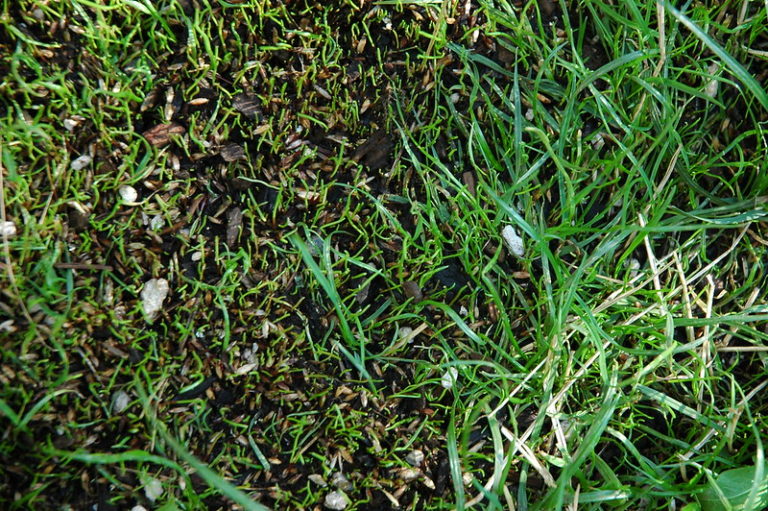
[2,0,768,510]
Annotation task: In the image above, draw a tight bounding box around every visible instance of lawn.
[1,0,768,510]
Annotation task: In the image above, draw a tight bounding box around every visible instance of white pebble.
[405,449,424,466]
[70,154,92,170]
[501,225,525,258]
[324,491,349,510]
[1,221,16,238]
[63,118,80,131]
[149,214,163,231]
[143,478,163,502]
[399,326,414,343]
[525,108,534,121]
[330,472,352,491]
[441,367,459,389]
[119,185,138,203]
[242,343,259,364]
[112,391,131,414]
[141,278,169,320]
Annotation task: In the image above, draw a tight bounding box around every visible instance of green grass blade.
[289,232,374,386]
[0,398,21,428]
[43,448,188,475]
[448,412,466,510]
[664,1,768,109]
[635,384,724,432]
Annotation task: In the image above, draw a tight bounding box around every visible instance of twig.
[54,262,113,271]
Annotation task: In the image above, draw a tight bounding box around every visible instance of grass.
[2,0,768,509]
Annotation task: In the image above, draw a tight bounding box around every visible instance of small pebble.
[149,214,163,231]
[141,278,169,320]
[119,185,138,203]
[330,471,352,491]
[501,225,524,258]
[1,220,16,238]
[525,108,534,121]
[441,367,459,389]
[405,449,424,467]
[63,118,80,131]
[324,491,349,510]
[398,326,415,344]
[70,154,92,170]
[143,478,163,502]
[242,343,259,364]
[112,391,131,414]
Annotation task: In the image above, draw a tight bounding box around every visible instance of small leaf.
[232,93,263,120]
[221,143,245,162]
[698,465,768,511]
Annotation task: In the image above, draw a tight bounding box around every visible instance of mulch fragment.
[143,122,185,147]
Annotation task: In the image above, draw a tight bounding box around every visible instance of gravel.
[501,225,524,258]
[324,491,349,510]
[405,449,424,467]
[441,367,459,389]
[118,184,138,203]
[140,278,169,321]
